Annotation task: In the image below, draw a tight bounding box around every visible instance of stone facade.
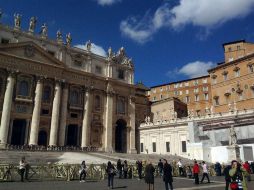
[0,22,149,153]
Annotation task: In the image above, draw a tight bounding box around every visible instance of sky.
[1,0,254,87]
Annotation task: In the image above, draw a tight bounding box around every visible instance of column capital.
[35,75,47,83]
[82,86,93,93]
[6,68,18,77]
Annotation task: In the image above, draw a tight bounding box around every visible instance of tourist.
[106,161,116,189]
[250,162,254,174]
[163,159,173,190]
[19,157,27,182]
[229,160,249,190]
[117,159,122,178]
[136,160,143,180]
[215,162,222,176]
[200,161,210,183]
[145,161,155,190]
[123,160,128,179]
[242,161,251,181]
[79,160,87,182]
[177,159,184,176]
[186,165,192,178]
[223,164,232,190]
[158,159,163,177]
[192,160,200,184]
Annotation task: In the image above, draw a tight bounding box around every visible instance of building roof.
[222,40,245,47]
[150,75,209,88]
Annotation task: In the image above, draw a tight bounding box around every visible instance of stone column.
[0,73,15,148]
[128,96,137,153]
[58,84,69,146]
[81,88,92,148]
[29,78,43,145]
[104,85,114,152]
[49,81,62,146]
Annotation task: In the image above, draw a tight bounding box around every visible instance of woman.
[163,159,173,190]
[144,161,155,190]
[19,157,27,182]
[192,161,200,184]
[79,160,87,182]
[229,160,249,190]
[106,161,115,189]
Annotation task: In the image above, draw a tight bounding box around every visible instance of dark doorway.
[66,124,78,146]
[38,130,47,146]
[115,119,127,153]
[11,119,26,145]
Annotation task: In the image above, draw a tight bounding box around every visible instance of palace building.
[0,15,149,153]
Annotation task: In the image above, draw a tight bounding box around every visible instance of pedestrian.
[117,159,122,179]
[224,164,232,190]
[242,161,251,181]
[186,165,192,178]
[79,160,87,182]
[145,161,155,190]
[193,160,200,185]
[163,159,173,190]
[137,160,143,180]
[158,159,163,177]
[229,160,249,190]
[200,161,210,183]
[19,157,27,182]
[177,159,184,177]
[123,160,128,179]
[215,162,222,176]
[106,161,116,189]
[250,162,254,174]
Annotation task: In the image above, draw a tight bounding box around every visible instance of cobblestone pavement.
[0,176,254,190]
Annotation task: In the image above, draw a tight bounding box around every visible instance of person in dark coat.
[145,161,155,190]
[106,161,115,189]
[158,159,163,177]
[123,160,128,179]
[215,162,222,176]
[136,160,143,180]
[223,164,231,190]
[163,159,173,190]
[117,159,122,179]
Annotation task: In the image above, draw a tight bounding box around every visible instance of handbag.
[230,181,238,190]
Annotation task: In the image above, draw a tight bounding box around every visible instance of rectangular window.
[223,74,228,81]
[235,70,240,77]
[203,86,208,91]
[214,98,219,106]
[179,83,182,88]
[203,79,207,84]
[194,88,199,93]
[237,45,241,50]
[185,96,190,103]
[118,69,125,79]
[95,65,102,74]
[160,87,163,92]
[140,143,144,152]
[185,82,189,87]
[174,83,179,88]
[182,141,187,153]
[166,142,170,152]
[153,96,156,101]
[212,78,217,84]
[193,80,198,86]
[185,90,189,94]
[160,94,163,99]
[204,93,209,101]
[195,95,199,101]
[152,142,156,152]
[248,64,254,73]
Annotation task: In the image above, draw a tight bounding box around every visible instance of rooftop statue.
[66,32,72,46]
[40,23,48,37]
[86,40,92,51]
[108,47,114,58]
[14,13,21,29]
[28,16,37,33]
[56,29,63,41]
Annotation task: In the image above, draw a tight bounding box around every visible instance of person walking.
[223,164,232,190]
[19,157,27,182]
[243,161,251,181]
[163,159,173,190]
[106,161,116,189]
[177,159,184,177]
[145,161,155,190]
[158,159,163,177]
[215,162,222,176]
[200,161,210,183]
[186,165,192,178]
[193,160,200,185]
[123,160,128,179]
[137,160,143,180]
[229,160,249,190]
[117,159,122,179]
[79,160,87,182]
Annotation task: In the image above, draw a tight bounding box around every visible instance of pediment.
[0,41,64,67]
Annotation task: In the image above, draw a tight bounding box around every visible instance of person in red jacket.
[193,160,200,184]
[243,161,251,181]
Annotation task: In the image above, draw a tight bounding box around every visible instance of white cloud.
[95,0,121,6]
[120,0,254,43]
[75,43,107,57]
[174,61,215,78]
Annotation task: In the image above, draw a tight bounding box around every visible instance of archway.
[11,119,26,145]
[38,130,47,146]
[66,124,78,146]
[115,119,127,153]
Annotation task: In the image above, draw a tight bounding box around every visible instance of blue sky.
[1,0,254,87]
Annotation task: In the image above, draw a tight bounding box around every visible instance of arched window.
[18,80,29,96]
[95,95,101,110]
[43,86,51,102]
[70,90,79,105]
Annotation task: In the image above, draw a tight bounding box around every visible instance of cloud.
[120,0,254,43]
[167,61,215,78]
[75,43,107,57]
[95,0,121,6]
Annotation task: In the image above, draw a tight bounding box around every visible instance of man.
[117,159,122,179]
[158,159,163,177]
[215,162,222,176]
[177,159,184,176]
[200,161,210,183]
[193,160,200,184]
[163,159,173,190]
[136,160,143,180]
